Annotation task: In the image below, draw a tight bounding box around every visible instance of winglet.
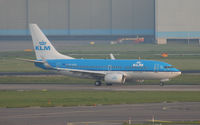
[110,53,115,60]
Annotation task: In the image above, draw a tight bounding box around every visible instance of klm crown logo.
[39,41,46,45]
[35,41,51,51]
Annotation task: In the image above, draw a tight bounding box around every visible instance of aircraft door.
[108,65,112,71]
[154,64,159,72]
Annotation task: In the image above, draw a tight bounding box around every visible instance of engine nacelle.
[104,73,126,84]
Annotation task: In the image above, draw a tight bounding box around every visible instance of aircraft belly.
[58,70,90,79]
[126,71,177,81]
[53,70,179,81]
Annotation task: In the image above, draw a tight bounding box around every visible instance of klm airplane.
[22,24,181,86]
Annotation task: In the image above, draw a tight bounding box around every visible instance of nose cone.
[175,69,181,76]
[176,71,182,76]
[172,68,181,78]
[173,67,181,76]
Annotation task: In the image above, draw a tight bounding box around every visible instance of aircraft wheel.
[95,81,102,86]
[160,82,164,86]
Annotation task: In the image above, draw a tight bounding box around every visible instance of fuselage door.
[154,64,159,72]
[108,65,112,71]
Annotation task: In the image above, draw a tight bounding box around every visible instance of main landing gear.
[160,82,164,86]
[95,81,102,86]
[94,81,113,86]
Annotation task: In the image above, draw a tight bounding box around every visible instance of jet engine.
[104,73,126,84]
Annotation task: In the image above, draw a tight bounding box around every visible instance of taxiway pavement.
[0,84,200,91]
[0,102,200,125]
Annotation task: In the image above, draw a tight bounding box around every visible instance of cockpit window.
[164,66,173,68]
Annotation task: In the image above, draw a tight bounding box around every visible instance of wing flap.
[57,68,106,78]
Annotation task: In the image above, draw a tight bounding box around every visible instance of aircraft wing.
[110,53,115,60]
[57,68,106,79]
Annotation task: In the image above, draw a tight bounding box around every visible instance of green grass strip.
[0,91,200,108]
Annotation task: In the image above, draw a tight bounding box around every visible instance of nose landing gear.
[160,79,169,86]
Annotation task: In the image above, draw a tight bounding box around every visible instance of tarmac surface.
[0,102,200,125]
[0,84,200,91]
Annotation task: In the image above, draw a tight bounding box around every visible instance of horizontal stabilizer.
[16,58,43,63]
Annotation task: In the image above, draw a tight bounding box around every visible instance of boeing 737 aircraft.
[20,24,181,86]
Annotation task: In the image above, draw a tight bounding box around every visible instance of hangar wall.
[0,0,27,35]
[156,0,200,44]
[0,0,155,37]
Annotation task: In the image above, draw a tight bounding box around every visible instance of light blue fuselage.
[35,59,180,72]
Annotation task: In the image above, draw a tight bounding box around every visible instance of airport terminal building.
[0,0,200,44]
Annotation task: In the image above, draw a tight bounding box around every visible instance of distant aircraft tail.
[29,24,74,60]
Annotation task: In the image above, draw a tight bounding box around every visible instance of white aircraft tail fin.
[29,24,74,60]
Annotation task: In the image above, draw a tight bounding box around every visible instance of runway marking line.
[0,110,99,119]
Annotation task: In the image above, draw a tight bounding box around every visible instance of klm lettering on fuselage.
[35,41,51,51]
[133,61,144,67]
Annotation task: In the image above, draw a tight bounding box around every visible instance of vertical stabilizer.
[29,24,74,60]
